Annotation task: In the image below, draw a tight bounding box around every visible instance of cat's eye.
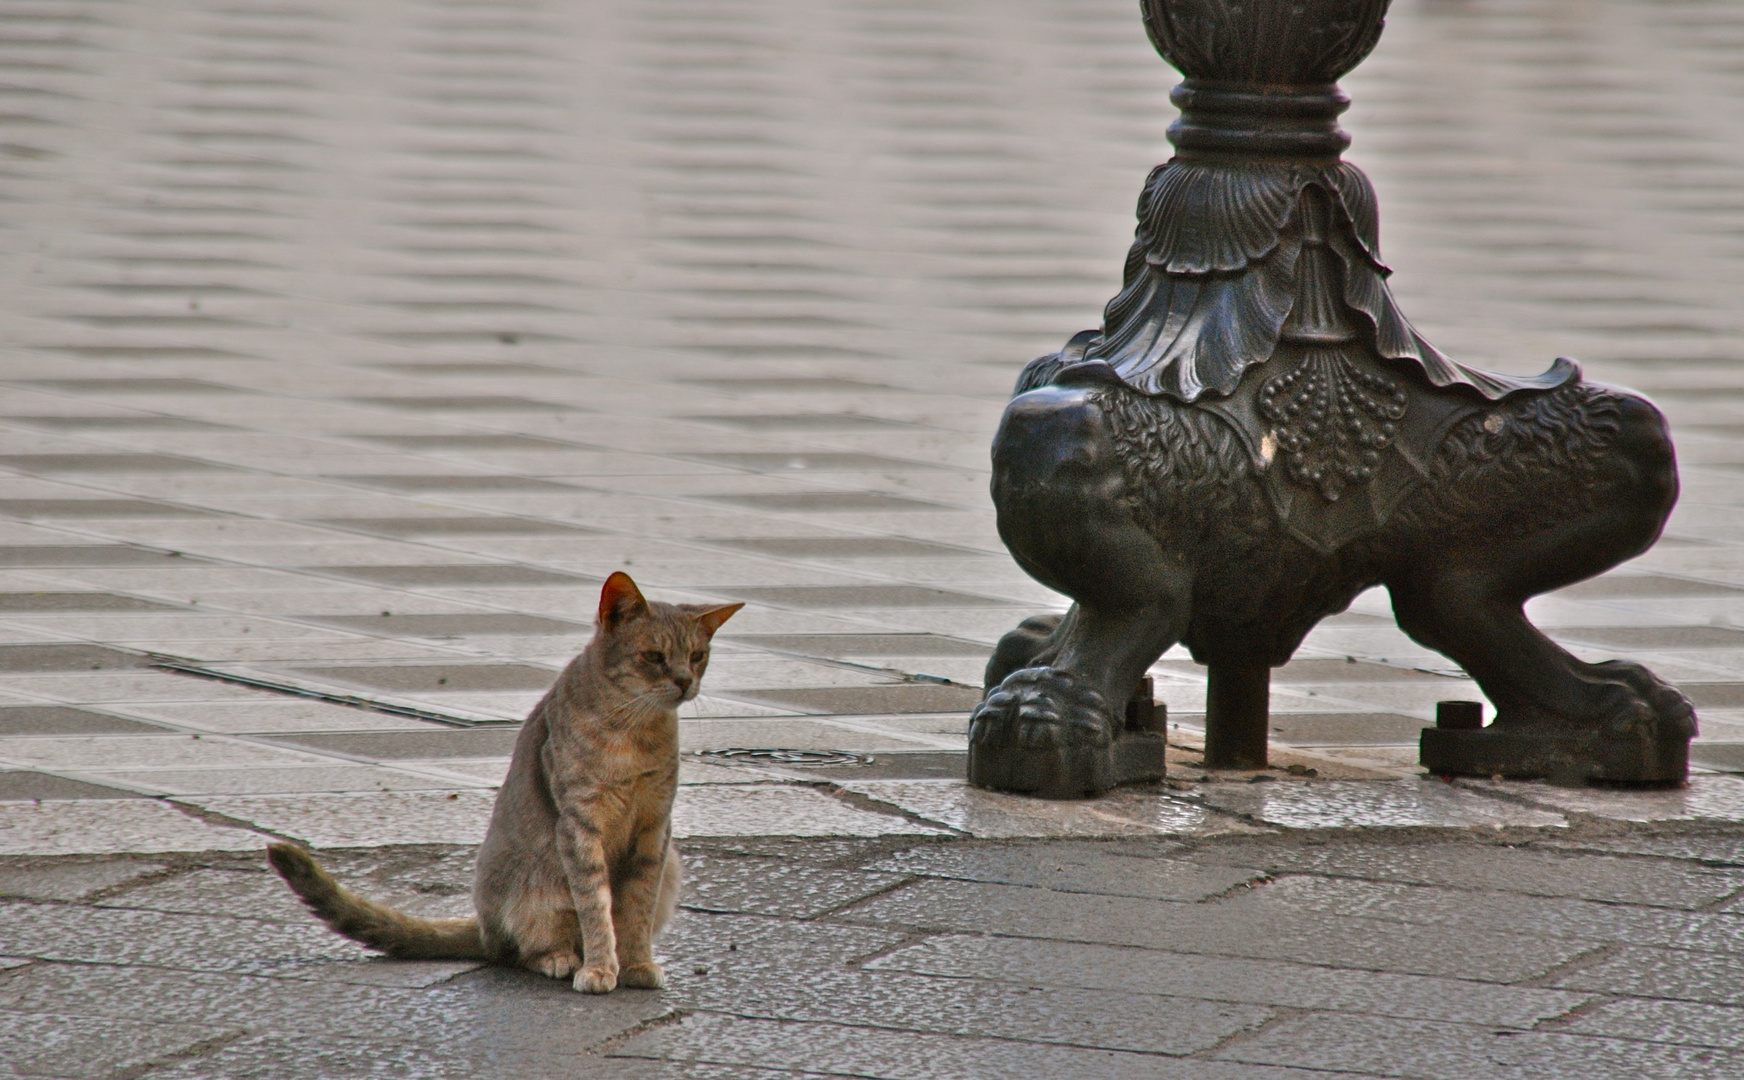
[690,650,705,664]
[640,650,665,666]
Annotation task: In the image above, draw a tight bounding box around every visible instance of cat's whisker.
[598,690,668,723]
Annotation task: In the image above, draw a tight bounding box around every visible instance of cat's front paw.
[617,961,665,989]
[574,966,618,994]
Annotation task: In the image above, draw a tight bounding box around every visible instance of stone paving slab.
[1464,775,1744,824]
[1191,778,1571,831]
[7,828,1737,1077]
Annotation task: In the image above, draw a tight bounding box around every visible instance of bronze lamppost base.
[1422,727,1690,786]
[967,0,1695,799]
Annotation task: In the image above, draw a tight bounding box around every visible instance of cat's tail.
[267,843,489,961]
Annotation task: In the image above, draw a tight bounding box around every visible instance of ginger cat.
[268,572,741,993]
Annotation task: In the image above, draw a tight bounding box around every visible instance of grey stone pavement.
[4,0,1744,1075]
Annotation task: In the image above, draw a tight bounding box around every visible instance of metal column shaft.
[1204,663,1269,769]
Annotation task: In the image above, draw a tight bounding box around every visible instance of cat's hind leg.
[494,893,580,980]
[652,838,681,936]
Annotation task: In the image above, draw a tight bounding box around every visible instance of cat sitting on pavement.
[268,572,741,993]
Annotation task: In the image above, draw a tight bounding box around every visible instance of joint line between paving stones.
[1199,871,1275,903]
[673,1007,1279,1064]
[737,644,981,689]
[1697,880,1744,914]
[1530,993,1620,1032]
[812,875,927,922]
[1447,777,1597,820]
[120,1028,248,1080]
[0,959,38,990]
[588,1008,692,1058]
[1190,1005,1309,1060]
[1520,942,1625,989]
[841,929,934,970]
[822,782,967,835]
[153,660,506,727]
[162,797,299,846]
[81,860,198,904]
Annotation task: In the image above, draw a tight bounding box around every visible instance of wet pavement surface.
[3,0,1744,1074]
[11,829,1744,1078]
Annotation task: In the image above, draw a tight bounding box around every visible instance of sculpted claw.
[969,667,1165,798]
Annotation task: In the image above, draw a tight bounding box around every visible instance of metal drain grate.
[695,748,871,767]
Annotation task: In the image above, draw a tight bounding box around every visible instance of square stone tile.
[0,858,165,901]
[1556,626,1744,649]
[288,663,556,693]
[189,790,498,847]
[317,516,594,536]
[870,843,1265,901]
[345,395,573,411]
[0,416,230,431]
[0,591,183,612]
[677,695,804,719]
[0,453,231,473]
[0,1012,240,1078]
[326,475,586,493]
[721,633,991,657]
[0,547,202,568]
[679,718,942,753]
[309,564,592,587]
[684,413,913,430]
[1682,683,1744,708]
[1467,775,1744,823]
[263,729,522,759]
[0,771,145,800]
[867,935,1585,1029]
[0,706,171,735]
[110,700,448,735]
[0,799,266,854]
[723,684,982,715]
[1692,743,1744,773]
[0,499,217,517]
[0,734,332,771]
[401,758,510,785]
[1192,779,1568,830]
[86,765,479,796]
[0,643,153,671]
[1555,574,1744,599]
[708,750,968,781]
[673,783,946,837]
[1267,712,1432,745]
[703,492,960,513]
[16,378,242,395]
[844,779,1235,838]
[684,451,947,471]
[723,585,1017,608]
[361,436,585,452]
[708,537,987,558]
[307,612,586,636]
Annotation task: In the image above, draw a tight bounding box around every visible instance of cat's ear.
[693,602,744,638]
[597,571,649,629]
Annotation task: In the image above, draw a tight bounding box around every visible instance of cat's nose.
[673,675,694,696]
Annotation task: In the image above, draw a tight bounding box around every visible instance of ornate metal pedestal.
[968,0,1695,799]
